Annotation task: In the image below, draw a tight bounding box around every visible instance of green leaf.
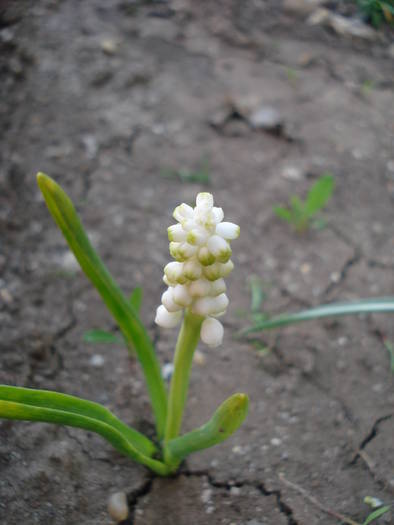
[384,339,394,373]
[273,206,293,224]
[362,506,390,525]
[242,297,394,334]
[305,174,334,216]
[36,173,167,439]
[129,287,143,314]
[165,393,249,466]
[0,385,174,475]
[248,275,265,313]
[83,329,123,344]
[289,195,303,212]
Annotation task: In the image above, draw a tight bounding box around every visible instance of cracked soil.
[0,1,393,524]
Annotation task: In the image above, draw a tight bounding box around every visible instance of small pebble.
[330,271,340,283]
[201,488,212,504]
[282,166,302,181]
[193,350,206,366]
[162,363,174,381]
[90,354,105,367]
[386,160,394,173]
[101,38,118,55]
[108,492,129,522]
[270,437,282,446]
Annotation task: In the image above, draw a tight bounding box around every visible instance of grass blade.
[273,206,293,224]
[242,297,394,334]
[305,173,334,216]
[129,287,143,314]
[362,506,390,525]
[83,329,123,344]
[36,173,167,439]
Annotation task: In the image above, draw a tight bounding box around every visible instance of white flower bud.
[155,305,182,328]
[200,317,224,347]
[168,224,187,242]
[211,293,229,313]
[203,263,222,281]
[192,293,229,316]
[162,289,182,312]
[197,246,216,266]
[187,228,208,246]
[207,235,232,263]
[178,242,198,260]
[164,262,184,284]
[173,284,192,307]
[212,207,224,223]
[181,218,195,231]
[169,242,184,261]
[183,260,202,281]
[173,203,194,222]
[216,222,240,240]
[219,260,234,278]
[209,278,226,296]
[196,192,214,210]
[188,278,212,297]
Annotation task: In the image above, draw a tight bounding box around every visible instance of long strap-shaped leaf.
[0,385,170,476]
[243,297,394,334]
[36,173,167,439]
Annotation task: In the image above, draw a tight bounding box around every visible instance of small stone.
[206,506,215,514]
[90,354,105,367]
[230,486,241,496]
[282,166,303,181]
[193,350,206,366]
[249,106,282,131]
[161,362,174,381]
[270,437,282,446]
[387,160,394,173]
[330,271,340,283]
[108,492,129,522]
[81,135,98,159]
[300,263,311,275]
[57,251,79,271]
[201,488,212,504]
[101,38,118,55]
[0,288,13,305]
[308,9,376,40]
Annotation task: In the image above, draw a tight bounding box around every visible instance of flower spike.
[155,192,239,347]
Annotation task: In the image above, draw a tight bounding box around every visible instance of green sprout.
[160,159,211,184]
[356,0,394,28]
[0,174,248,476]
[274,173,335,233]
[241,296,394,370]
[363,496,391,524]
[83,287,143,345]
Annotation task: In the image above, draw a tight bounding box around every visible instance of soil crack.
[182,468,298,524]
[350,414,393,464]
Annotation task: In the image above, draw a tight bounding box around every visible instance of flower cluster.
[155,193,239,347]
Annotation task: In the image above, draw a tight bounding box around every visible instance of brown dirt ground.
[0,1,393,524]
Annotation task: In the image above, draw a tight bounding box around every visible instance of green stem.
[164,310,203,451]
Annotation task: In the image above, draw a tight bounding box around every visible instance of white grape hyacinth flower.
[155,192,239,347]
